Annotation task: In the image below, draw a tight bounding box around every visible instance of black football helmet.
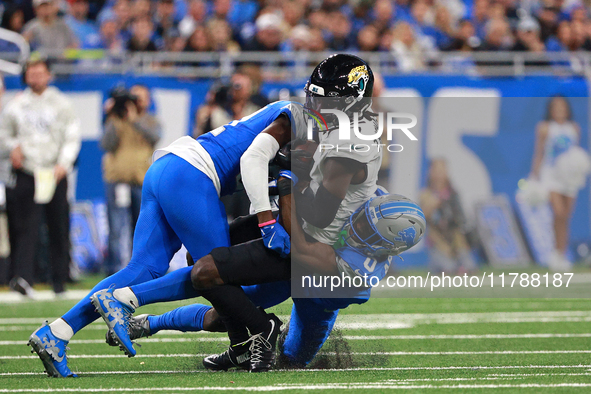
[304,54,374,116]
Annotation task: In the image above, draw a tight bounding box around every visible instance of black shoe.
[203,341,251,371]
[249,313,282,373]
[9,277,34,297]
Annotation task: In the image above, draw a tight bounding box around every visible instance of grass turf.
[0,290,590,393]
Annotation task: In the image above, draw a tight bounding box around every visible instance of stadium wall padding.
[3,74,590,267]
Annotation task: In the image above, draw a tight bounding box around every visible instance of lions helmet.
[304,54,374,116]
[343,194,426,257]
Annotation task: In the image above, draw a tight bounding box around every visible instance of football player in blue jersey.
[28,99,304,377]
[103,190,426,370]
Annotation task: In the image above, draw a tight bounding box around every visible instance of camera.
[109,87,138,118]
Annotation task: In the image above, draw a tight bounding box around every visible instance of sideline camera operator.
[101,85,161,275]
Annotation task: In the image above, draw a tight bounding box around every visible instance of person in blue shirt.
[103,191,426,370]
[64,0,101,49]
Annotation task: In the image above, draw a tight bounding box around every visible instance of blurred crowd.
[1,0,591,62]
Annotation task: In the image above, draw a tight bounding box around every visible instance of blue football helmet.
[343,194,426,257]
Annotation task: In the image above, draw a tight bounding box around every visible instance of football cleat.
[90,288,136,357]
[202,341,252,371]
[249,313,282,373]
[105,314,152,346]
[28,322,77,378]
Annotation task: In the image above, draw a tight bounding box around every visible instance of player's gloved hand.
[259,219,291,257]
[278,170,298,186]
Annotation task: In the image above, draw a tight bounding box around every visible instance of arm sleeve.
[57,102,81,172]
[294,183,344,229]
[133,114,162,146]
[240,132,280,214]
[294,157,364,228]
[0,105,20,154]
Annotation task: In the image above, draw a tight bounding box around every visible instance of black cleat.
[203,341,251,371]
[249,313,282,373]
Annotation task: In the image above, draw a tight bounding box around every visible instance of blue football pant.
[140,281,340,366]
[61,154,230,333]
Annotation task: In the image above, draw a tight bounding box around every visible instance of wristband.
[258,219,277,228]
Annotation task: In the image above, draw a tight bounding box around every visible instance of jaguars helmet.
[343,194,426,257]
[304,54,374,117]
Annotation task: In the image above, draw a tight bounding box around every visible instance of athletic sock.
[113,287,139,309]
[131,266,200,306]
[49,318,74,341]
[147,304,211,335]
[61,263,157,333]
[199,284,269,345]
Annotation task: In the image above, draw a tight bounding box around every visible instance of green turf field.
[1,291,591,393]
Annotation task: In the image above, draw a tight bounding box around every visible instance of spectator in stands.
[326,11,354,50]
[0,59,81,295]
[512,17,545,52]
[127,15,157,52]
[427,5,455,49]
[570,19,588,50]
[163,28,186,52]
[101,85,161,275]
[536,5,560,43]
[309,27,328,51]
[357,25,380,51]
[411,0,434,30]
[184,25,210,52]
[178,0,206,38]
[132,0,152,20]
[207,18,240,52]
[194,70,260,136]
[243,13,283,51]
[420,158,477,275]
[570,6,588,24]
[65,0,101,49]
[154,0,177,39]
[98,16,124,52]
[283,1,305,28]
[284,24,311,51]
[0,6,25,52]
[391,21,426,72]
[481,18,513,50]
[547,20,571,51]
[212,0,231,21]
[308,9,328,30]
[444,18,481,51]
[371,0,395,33]
[113,0,133,40]
[471,0,489,39]
[22,0,78,52]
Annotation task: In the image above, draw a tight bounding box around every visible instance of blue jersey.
[197,101,300,195]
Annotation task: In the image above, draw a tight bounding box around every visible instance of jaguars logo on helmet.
[347,65,370,97]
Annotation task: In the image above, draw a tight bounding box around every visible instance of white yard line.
[4,350,591,360]
[1,383,591,392]
[2,365,591,376]
[5,311,591,332]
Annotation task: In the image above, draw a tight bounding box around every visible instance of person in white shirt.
[0,59,81,295]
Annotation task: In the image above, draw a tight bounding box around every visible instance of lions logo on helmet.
[347,65,370,97]
[343,193,426,257]
[395,227,417,249]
